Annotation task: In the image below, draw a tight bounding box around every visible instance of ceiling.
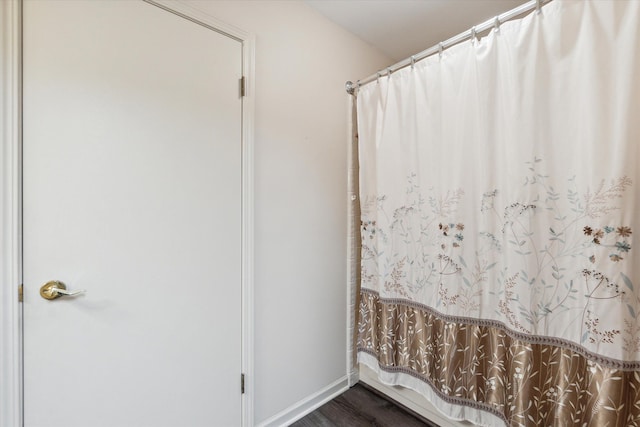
[304,0,529,62]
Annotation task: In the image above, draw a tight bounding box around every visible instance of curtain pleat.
[347,93,362,385]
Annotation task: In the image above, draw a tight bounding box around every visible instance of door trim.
[0,1,255,425]
[0,1,23,426]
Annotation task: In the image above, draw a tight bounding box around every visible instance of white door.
[22,1,243,426]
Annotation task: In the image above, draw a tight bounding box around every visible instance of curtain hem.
[358,351,506,427]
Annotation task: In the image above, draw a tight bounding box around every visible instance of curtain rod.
[345,0,550,95]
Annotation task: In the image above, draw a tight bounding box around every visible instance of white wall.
[183,1,390,424]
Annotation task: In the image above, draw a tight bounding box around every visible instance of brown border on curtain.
[358,289,640,426]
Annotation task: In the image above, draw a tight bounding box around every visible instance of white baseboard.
[359,364,475,427]
[347,367,359,387]
[256,376,349,427]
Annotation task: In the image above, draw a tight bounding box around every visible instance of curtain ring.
[438,42,444,58]
[356,80,361,89]
[410,56,416,69]
[494,16,501,33]
[387,67,392,78]
[471,26,477,44]
[376,72,381,84]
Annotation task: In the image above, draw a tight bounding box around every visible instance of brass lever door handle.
[40,280,86,300]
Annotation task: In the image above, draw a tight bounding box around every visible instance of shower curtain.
[356,1,640,426]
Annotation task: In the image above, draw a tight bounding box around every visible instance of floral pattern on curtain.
[356,1,640,425]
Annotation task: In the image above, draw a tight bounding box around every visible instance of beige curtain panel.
[355,1,640,425]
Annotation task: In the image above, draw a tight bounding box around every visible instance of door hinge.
[18,284,23,302]
[240,76,246,97]
[241,373,245,394]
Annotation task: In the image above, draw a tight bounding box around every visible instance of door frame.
[0,1,256,425]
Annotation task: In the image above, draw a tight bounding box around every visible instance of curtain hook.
[494,16,501,33]
[410,56,416,69]
[376,72,381,84]
[356,80,361,90]
[387,67,392,78]
[536,0,542,15]
[438,42,444,58]
[471,26,477,44]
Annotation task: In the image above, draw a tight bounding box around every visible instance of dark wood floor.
[290,383,439,427]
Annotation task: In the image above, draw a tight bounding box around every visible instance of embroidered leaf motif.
[627,305,636,318]
[581,331,589,343]
[583,176,632,218]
